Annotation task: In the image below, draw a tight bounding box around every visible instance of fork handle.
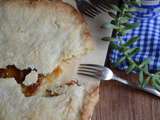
[113,75,160,97]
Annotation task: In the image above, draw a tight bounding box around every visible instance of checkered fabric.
[110,5,160,72]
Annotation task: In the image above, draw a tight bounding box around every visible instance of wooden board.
[92,68,160,120]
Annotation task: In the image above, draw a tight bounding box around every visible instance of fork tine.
[79,66,101,71]
[77,72,97,78]
[85,9,97,17]
[78,65,101,79]
[87,3,101,14]
[89,0,109,12]
[78,69,97,74]
[96,4,107,12]
[75,0,99,18]
[80,64,104,69]
[83,11,95,18]
[87,7,100,15]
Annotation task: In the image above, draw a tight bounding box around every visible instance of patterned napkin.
[110,5,160,72]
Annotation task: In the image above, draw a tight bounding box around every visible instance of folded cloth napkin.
[110,5,160,72]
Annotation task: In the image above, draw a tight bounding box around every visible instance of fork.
[75,0,101,18]
[89,0,110,12]
[78,64,160,97]
[89,0,122,12]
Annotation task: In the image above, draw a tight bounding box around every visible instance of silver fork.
[78,64,160,97]
[89,0,121,12]
[75,0,101,18]
[89,0,110,12]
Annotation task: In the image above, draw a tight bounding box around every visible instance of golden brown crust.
[54,1,94,50]
[0,0,96,119]
[55,1,84,23]
[0,0,94,73]
[4,0,93,51]
[81,87,99,120]
[1,0,84,24]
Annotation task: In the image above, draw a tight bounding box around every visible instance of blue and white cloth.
[110,5,160,72]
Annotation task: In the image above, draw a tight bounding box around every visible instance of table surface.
[89,0,160,119]
[91,68,160,120]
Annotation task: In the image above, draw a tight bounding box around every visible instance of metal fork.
[89,0,110,12]
[75,0,101,18]
[78,64,160,97]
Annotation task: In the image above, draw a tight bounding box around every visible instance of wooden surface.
[91,68,160,120]
[89,0,160,119]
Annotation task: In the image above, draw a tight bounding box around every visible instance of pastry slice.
[0,0,98,120]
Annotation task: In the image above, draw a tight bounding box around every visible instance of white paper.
[61,0,112,91]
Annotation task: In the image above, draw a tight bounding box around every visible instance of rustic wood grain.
[91,68,160,120]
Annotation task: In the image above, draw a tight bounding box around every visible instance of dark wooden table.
[92,68,160,120]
